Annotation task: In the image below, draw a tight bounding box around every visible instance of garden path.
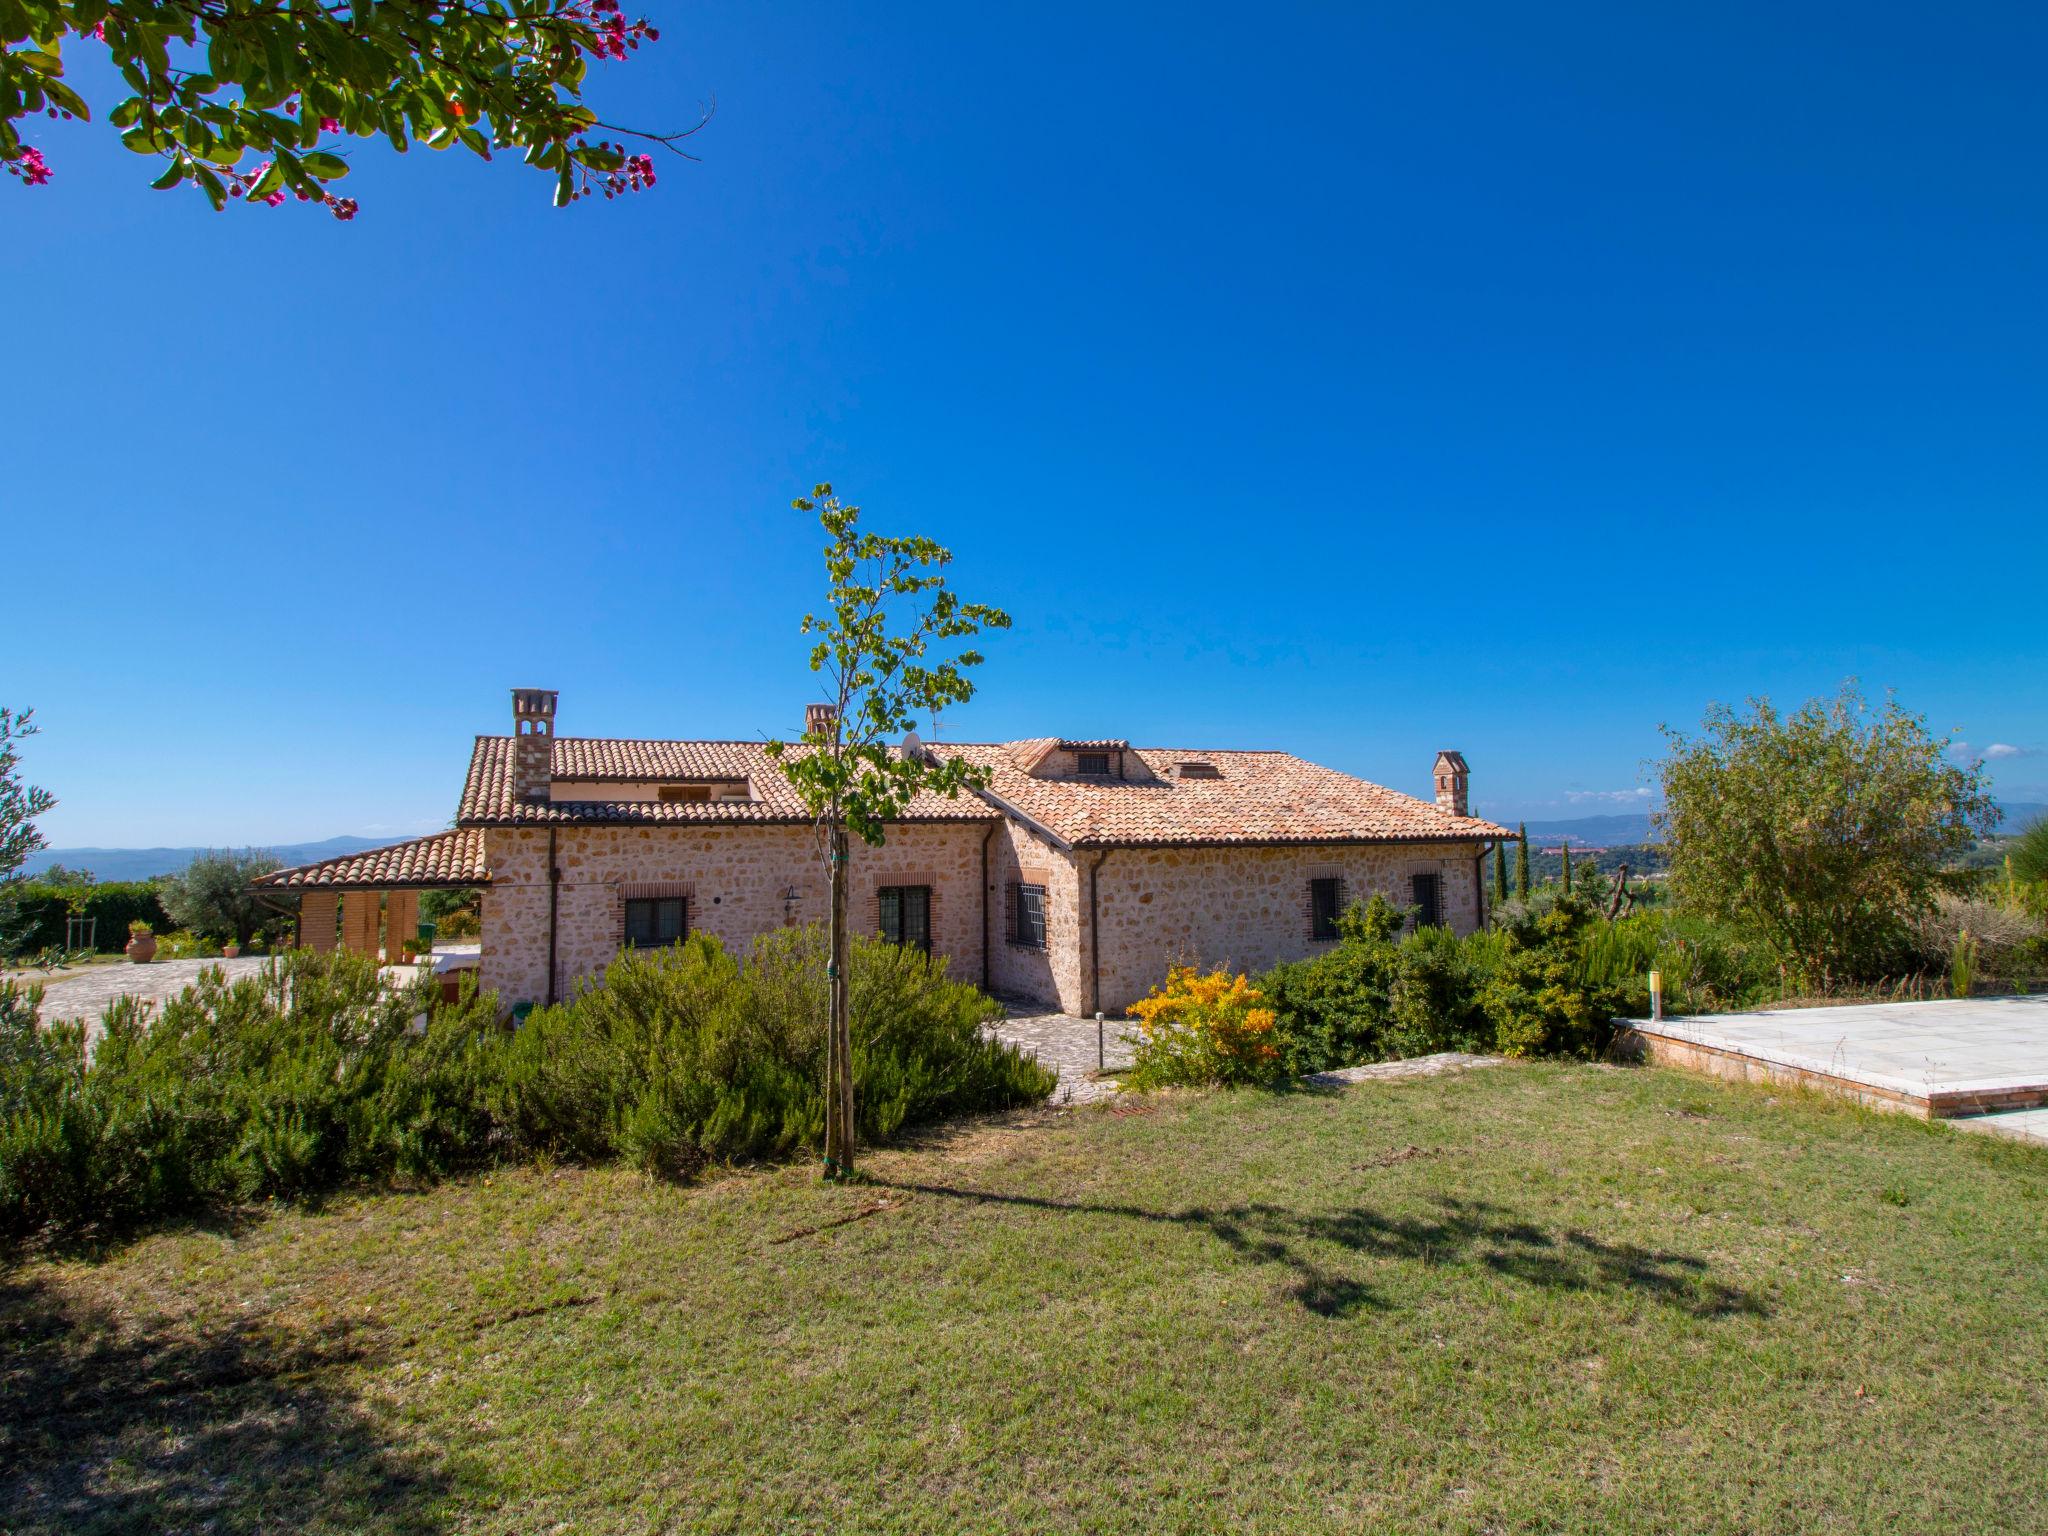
[988,1003,1138,1105]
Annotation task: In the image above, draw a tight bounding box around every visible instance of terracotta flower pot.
[125,933,157,963]
[221,943,241,959]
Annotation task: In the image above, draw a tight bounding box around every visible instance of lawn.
[4,1061,2044,1534]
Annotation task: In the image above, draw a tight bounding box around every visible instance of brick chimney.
[512,689,558,803]
[804,702,839,740]
[1433,750,1469,818]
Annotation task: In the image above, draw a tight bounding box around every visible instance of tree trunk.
[824,823,855,1178]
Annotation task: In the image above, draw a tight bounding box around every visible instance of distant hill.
[20,836,388,884]
[1491,801,2045,849]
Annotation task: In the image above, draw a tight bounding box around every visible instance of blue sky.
[5,2,2045,848]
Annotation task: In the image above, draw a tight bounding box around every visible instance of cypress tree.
[1561,842,1573,894]
[1492,840,1509,905]
[1514,824,1531,900]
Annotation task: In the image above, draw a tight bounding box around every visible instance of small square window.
[1077,752,1111,776]
[1310,877,1343,940]
[1012,883,1047,948]
[624,897,687,949]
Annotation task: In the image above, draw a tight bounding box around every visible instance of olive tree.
[1655,685,1996,983]
[0,707,56,956]
[4,0,704,212]
[767,486,1010,1180]
[157,849,282,945]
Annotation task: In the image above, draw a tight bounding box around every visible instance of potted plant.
[125,920,157,964]
[221,938,242,958]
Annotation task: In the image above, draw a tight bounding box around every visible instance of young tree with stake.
[767,487,1010,1181]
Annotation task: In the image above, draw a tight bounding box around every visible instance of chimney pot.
[805,702,839,738]
[512,689,558,803]
[1433,749,1470,819]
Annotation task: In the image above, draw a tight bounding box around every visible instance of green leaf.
[16,48,61,75]
[300,150,348,179]
[249,160,283,198]
[149,159,184,189]
[109,97,141,128]
[194,164,227,210]
[42,78,86,118]
[120,124,167,154]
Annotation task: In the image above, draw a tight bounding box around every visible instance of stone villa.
[259,690,1513,1015]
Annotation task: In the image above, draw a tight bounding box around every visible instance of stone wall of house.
[985,820,1088,1012]
[1092,842,1489,1013]
[479,822,992,1006]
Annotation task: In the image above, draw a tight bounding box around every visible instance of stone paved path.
[18,957,273,1027]
[989,1002,1139,1105]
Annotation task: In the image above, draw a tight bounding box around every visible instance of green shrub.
[1252,893,1636,1077]
[1,954,506,1237]
[0,881,173,956]
[1,929,1053,1240]
[498,929,1052,1177]
[1125,967,1284,1089]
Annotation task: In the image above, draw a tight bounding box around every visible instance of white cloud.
[1985,743,2038,760]
[1564,788,1655,806]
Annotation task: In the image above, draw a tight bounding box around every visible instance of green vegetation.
[1656,685,1996,985]
[5,0,701,211]
[0,936,1050,1239]
[767,484,1010,1178]
[1514,822,1530,899]
[1126,893,1634,1089]
[155,850,282,948]
[4,1063,2042,1534]
[1,880,171,957]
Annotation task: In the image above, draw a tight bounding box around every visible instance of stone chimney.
[512,689,558,803]
[804,702,839,740]
[1433,750,1469,818]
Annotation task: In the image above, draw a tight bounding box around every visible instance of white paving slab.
[1634,995,2048,1102]
[1953,1107,2048,1146]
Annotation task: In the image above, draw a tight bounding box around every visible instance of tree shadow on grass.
[0,1270,452,1536]
[882,1183,1768,1321]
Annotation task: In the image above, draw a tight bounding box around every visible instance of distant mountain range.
[1496,802,2048,848]
[20,801,2048,877]
[20,836,388,884]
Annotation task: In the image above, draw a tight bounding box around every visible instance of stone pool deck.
[1623,995,2048,1144]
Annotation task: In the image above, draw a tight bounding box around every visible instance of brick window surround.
[878,884,932,953]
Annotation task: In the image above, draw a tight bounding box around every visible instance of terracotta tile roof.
[451,734,1507,848]
[1058,738,1130,751]
[457,737,999,827]
[255,828,488,889]
[949,744,1513,849]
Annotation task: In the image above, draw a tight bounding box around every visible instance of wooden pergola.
[253,828,488,961]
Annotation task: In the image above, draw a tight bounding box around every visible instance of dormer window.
[1077,752,1111,777]
[1177,761,1221,780]
[659,784,712,803]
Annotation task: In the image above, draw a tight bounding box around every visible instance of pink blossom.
[6,147,52,186]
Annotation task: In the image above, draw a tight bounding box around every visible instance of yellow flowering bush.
[1125,966,1283,1088]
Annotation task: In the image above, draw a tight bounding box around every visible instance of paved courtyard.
[15,956,274,1028]
[1631,995,2048,1143]
[989,1002,1139,1104]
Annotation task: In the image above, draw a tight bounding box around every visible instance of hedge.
[2,882,172,955]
